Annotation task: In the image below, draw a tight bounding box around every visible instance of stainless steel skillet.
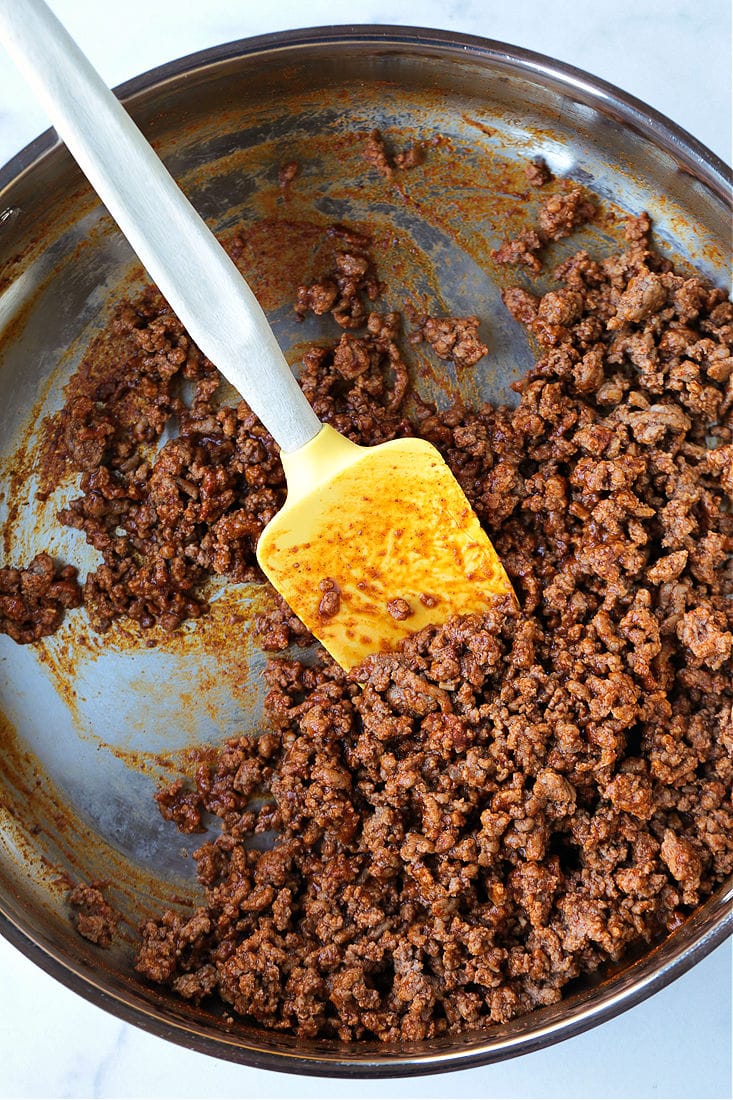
[0,23,730,1077]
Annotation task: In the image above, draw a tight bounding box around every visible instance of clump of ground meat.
[294,224,382,329]
[0,552,81,643]
[69,882,120,947]
[538,186,596,241]
[492,228,545,275]
[317,577,341,620]
[526,156,554,188]
[29,249,411,642]
[363,128,425,179]
[255,591,314,651]
[136,210,732,1041]
[387,596,413,620]
[155,776,207,834]
[493,183,596,272]
[38,288,288,633]
[410,315,488,369]
[299,310,412,440]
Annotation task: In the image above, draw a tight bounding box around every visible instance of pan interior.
[0,34,730,1071]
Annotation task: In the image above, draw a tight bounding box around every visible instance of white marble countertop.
[0,1,731,1098]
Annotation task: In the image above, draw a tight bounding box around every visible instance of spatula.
[0,0,515,671]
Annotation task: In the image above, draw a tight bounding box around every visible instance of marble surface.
[0,1,731,1097]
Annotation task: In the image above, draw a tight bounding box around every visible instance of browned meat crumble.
[492,228,546,274]
[410,314,488,369]
[69,882,120,947]
[0,552,81,643]
[386,596,414,620]
[525,157,554,188]
[363,128,425,179]
[255,591,314,651]
[294,225,382,330]
[537,186,596,241]
[493,183,596,273]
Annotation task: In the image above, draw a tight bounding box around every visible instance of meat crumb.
[538,186,596,241]
[363,129,426,178]
[493,228,545,274]
[386,597,413,620]
[0,553,82,644]
[255,592,314,650]
[318,577,341,619]
[155,777,206,833]
[493,180,595,273]
[69,883,120,947]
[677,605,733,670]
[295,227,381,329]
[502,287,540,324]
[363,129,393,179]
[526,157,554,187]
[413,315,488,368]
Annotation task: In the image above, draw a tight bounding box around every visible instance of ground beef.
[501,287,540,325]
[298,309,411,439]
[255,592,314,651]
[493,228,545,274]
[362,129,425,179]
[294,225,382,329]
[538,186,596,241]
[387,597,414,620]
[493,183,596,273]
[8,156,730,1040]
[411,315,488,369]
[363,129,393,179]
[132,208,732,1041]
[317,577,341,620]
[37,288,287,633]
[155,776,208,834]
[676,605,732,670]
[526,157,554,188]
[0,553,81,643]
[139,584,731,1038]
[69,882,120,947]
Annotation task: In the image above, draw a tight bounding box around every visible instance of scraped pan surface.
[0,27,730,1076]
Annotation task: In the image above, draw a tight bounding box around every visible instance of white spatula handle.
[0,0,323,453]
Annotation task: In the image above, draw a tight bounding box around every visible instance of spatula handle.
[0,0,323,454]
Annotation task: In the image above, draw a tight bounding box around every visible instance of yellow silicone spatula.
[0,0,514,671]
[258,428,512,669]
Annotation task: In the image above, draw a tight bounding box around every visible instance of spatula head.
[257,426,514,671]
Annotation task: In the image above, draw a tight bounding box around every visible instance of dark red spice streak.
[6,170,732,1041]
